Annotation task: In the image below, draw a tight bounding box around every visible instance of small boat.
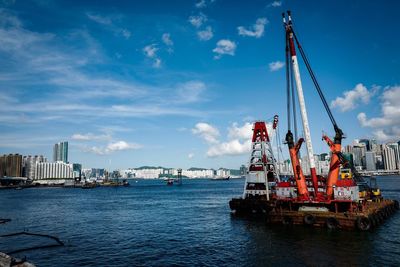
[211,176,230,181]
[81,182,97,189]
[166,178,174,186]
[122,179,130,186]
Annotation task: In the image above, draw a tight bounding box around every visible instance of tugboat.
[230,11,399,230]
[122,179,130,186]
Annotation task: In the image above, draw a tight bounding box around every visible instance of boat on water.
[211,176,230,181]
[229,11,398,231]
[81,182,97,189]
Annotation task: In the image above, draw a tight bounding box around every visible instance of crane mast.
[284,11,319,198]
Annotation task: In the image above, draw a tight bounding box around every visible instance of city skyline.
[0,1,399,169]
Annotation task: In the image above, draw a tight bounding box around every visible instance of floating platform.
[230,198,399,231]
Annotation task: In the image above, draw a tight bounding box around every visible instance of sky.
[0,0,399,170]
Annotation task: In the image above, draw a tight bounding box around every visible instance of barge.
[229,11,399,230]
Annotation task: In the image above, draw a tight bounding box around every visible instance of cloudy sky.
[0,0,399,170]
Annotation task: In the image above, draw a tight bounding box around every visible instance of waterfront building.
[382,145,397,171]
[35,161,74,180]
[359,139,371,151]
[0,154,22,177]
[72,163,82,179]
[53,141,68,163]
[23,155,47,179]
[370,139,378,153]
[216,168,230,178]
[90,168,105,179]
[375,154,384,170]
[387,142,400,169]
[180,168,215,178]
[352,144,366,169]
[365,151,376,171]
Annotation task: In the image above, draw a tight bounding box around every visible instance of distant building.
[90,168,105,178]
[359,139,371,151]
[387,143,400,169]
[365,151,376,171]
[53,141,68,163]
[72,163,82,179]
[216,168,230,178]
[382,144,397,170]
[352,144,366,169]
[23,155,47,179]
[0,154,23,177]
[35,162,74,180]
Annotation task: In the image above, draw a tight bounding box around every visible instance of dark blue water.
[1,177,400,266]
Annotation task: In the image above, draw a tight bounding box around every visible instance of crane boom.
[284,11,319,197]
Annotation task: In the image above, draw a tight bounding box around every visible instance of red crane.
[283,11,344,201]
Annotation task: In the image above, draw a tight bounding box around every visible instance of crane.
[283,11,344,201]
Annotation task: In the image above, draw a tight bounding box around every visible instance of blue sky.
[0,0,399,170]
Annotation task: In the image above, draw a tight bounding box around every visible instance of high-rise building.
[387,142,400,169]
[359,139,371,151]
[53,141,68,163]
[23,155,47,179]
[0,154,23,177]
[370,139,378,153]
[353,144,366,169]
[72,163,82,179]
[365,151,376,171]
[382,144,397,170]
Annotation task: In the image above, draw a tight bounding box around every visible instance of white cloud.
[162,33,173,53]
[193,122,257,157]
[237,18,268,38]
[188,13,207,28]
[85,141,142,155]
[213,39,236,59]
[86,12,131,39]
[143,44,162,68]
[86,13,112,25]
[197,26,213,41]
[195,0,206,8]
[176,80,206,103]
[228,122,253,140]
[269,61,285,71]
[162,33,173,46]
[153,58,161,68]
[143,44,158,58]
[121,29,131,39]
[268,1,282,7]
[331,83,377,112]
[71,133,111,141]
[207,139,252,157]
[106,141,141,152]
[188,153,194,159]
[357,85,400,141]
[192,123,220,144]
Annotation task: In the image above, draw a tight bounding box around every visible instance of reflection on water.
[0,177,399,266]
